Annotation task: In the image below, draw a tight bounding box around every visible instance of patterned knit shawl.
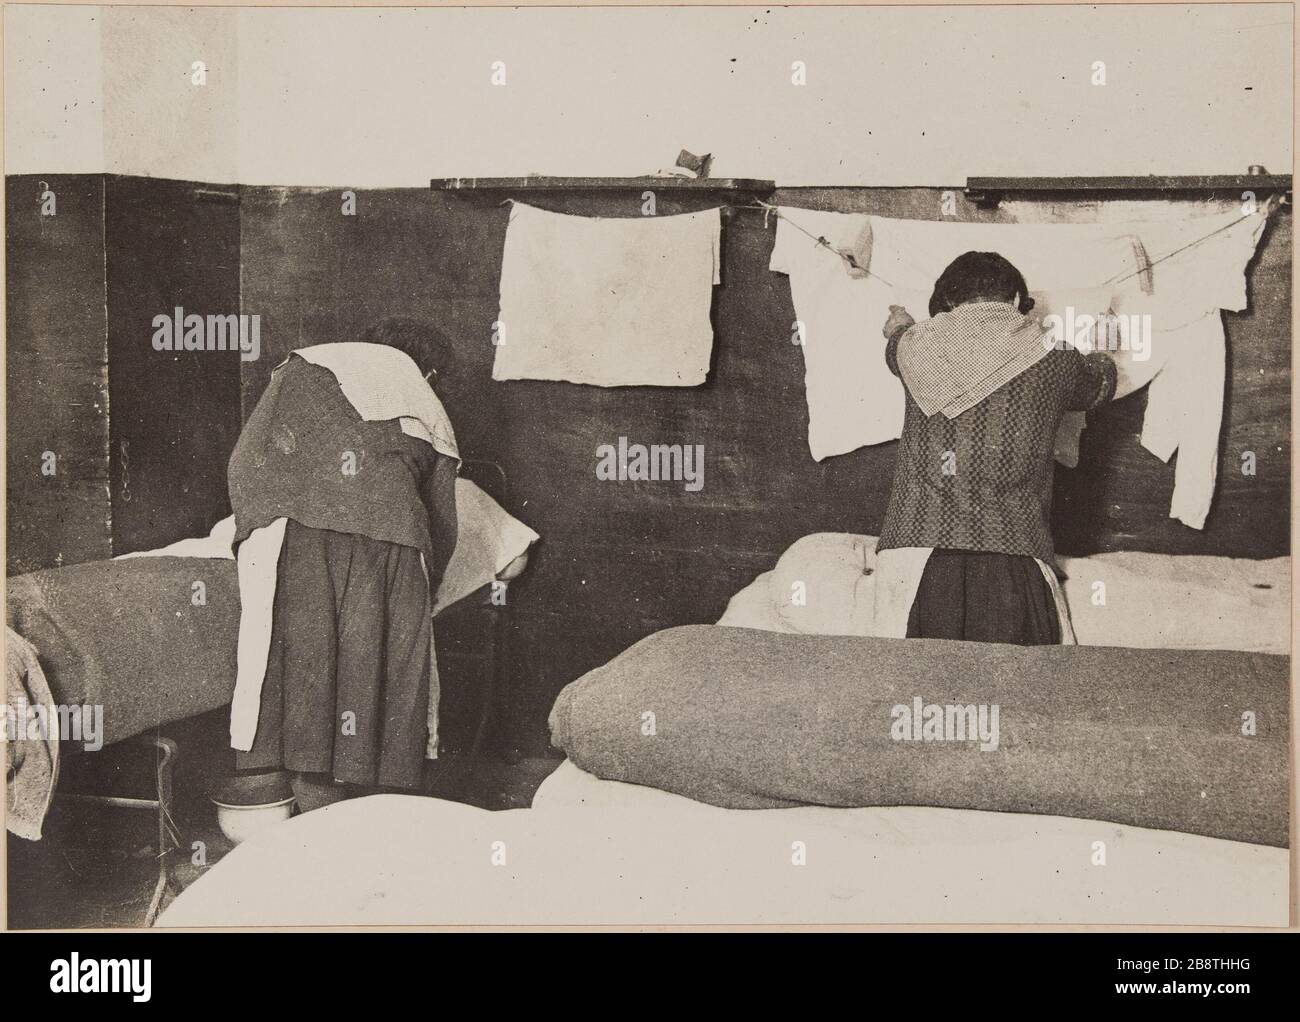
[897,302,1052,418]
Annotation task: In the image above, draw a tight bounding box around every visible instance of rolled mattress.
[549,625,1290,846]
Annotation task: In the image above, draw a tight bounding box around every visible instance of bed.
[156,534,1291,928]
[5,467,539,920]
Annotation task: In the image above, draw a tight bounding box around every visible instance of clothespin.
[1128,236,1154,295]
[827,239,865,274]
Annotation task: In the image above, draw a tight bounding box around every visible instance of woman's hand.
[883,305,915,341]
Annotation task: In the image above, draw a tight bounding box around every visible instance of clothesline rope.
[746,197,1279,297]
[1101,195,1278,288]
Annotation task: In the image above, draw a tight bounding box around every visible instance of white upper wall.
[103,5,239,184]
[5,4,1293,186]
[5,4,105,174]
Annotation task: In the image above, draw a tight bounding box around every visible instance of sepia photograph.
[1,0,1294,953]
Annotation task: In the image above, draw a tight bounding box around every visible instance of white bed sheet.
[158,784,1287,927]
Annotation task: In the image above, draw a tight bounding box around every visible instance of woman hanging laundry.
[874,252,1117,645]
[225,318,460,811]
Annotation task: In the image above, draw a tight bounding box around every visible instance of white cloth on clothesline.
[768,209,1114,463]
[1139,310,1228,530]
[769,207,1270,529]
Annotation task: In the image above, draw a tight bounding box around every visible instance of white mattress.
[157,777,1288,927]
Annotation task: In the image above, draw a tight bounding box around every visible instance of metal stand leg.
[64,733,179,926]
[144,736,178,925]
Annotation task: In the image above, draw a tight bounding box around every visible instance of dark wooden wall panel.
[239,184,1291,752]
[5,174,112,573]
[104,176,243,555]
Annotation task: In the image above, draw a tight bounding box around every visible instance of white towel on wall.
[492,203,721,387]
[770,207,1270,528]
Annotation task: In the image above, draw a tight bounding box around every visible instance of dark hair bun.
[928,251,1032,317]
[360,317,456,379]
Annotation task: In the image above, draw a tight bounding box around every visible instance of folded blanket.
[1059,549,1290,654]
[549,625,1289,846]
[5,628,59,840]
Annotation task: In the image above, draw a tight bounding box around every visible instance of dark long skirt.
[906,548,1062,645]
[235,520,432,789]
